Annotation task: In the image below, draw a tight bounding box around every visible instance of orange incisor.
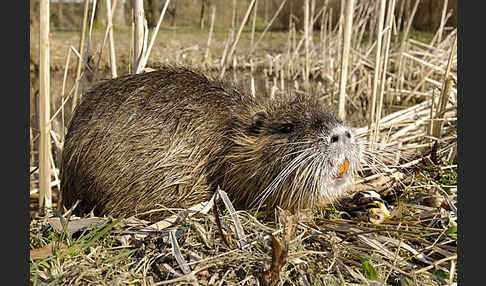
[336,158,349,179]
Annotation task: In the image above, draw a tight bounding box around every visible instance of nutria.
[60,66,362,221]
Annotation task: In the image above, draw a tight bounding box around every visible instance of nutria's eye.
[279,123,294,134]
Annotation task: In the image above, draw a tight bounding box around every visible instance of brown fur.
[61,66,361,221]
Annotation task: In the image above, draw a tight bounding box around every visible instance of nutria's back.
[61,66,361,221]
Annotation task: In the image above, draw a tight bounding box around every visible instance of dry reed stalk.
[250,0,287,54]
[70,46,92,73]
[87,0,97,48]
[407,38,440,51]
[356,99,433,139]
[319,0,328,52]
[395,0,420,91]
[219,0,256,78]
[250,0,258,50]
[48,144,61,193]
[304,0,310,87]
[218,29,233,76]
[402,52,446,74]
[354,3,370,48]
[250,76,255,97]
[327,8,332,79]
[50,85,76,131]
[268,54,273,76]
[310,0,315,34]
[39,0,51,212]
[390,118,427,140]
[367,1,377,47]
[416,15,453,71]
[395,0,407,43]
[30,127,34,171]
[133,0,144,74]
[91,21,114,87]
[80,0,98,92]
[374,0,396,120]
[431,34,457,138]
[106,0,117,78]
[232,56,237,81]
[362,72,372,106]
[137,0,171,73]
[391,89,430,98]
[287,17,293,78]
[391,6,398,37]
[337,0,355,121]
[30,180,61,197]
[280,66,285,91]
[288,5,326,68]
[72,0,90,112]
[369,0,386,125]
[309,0,316,58]
[319,9,326,80]
[291,22,296,76]
[60,48,72,141]
[129,19,133,74]
[408,49,446,58]
[438,29,457,50]
[336,0,344,68]
[403,67,436,103]
[232,0,236,30]
[424,76,453,91]
[142,18,148,65]
[204,5,216,64]
[449,258,456,286]
[431,90,445,135]
[436,0,449,47]
[275,55,280,80]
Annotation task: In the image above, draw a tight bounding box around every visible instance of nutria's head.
[222,93,362,212]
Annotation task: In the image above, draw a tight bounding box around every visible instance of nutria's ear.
[249,111,267,134]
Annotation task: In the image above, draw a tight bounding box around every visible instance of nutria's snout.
[328,126,354,145]
[314,125,361,198]
[317,125,356,152]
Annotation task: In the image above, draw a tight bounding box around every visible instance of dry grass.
[30,158,457,285]
[29,0,457,284]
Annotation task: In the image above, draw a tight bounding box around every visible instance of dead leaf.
[30,241,68,260]
[369,208,387,225]
[213,201,231,248]
[261,234,288,286]
[48,217,107,235]
[261,210,296,286]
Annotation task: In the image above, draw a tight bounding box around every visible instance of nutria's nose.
[330,128,352,144]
